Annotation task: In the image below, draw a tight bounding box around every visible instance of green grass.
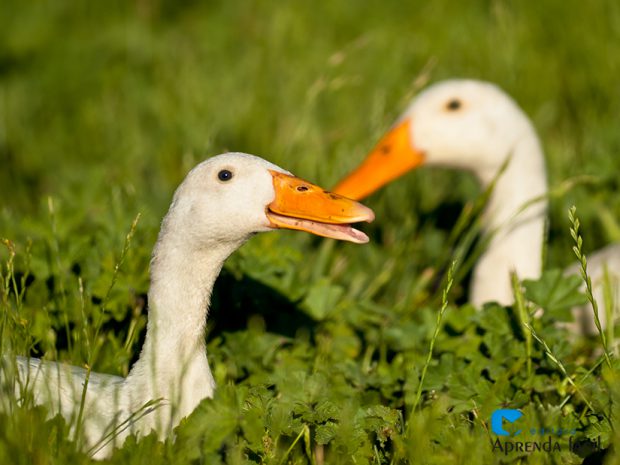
[1,0,620,463]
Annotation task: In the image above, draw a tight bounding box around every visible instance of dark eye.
[296,185,309,192]
[446,99,462,111]
[218,169,233,182]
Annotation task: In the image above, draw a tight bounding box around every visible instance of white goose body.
[334,79,618,331]
[2,152,374,458]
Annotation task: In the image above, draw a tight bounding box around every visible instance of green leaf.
[524,269,588,320]
[302,278,344,320]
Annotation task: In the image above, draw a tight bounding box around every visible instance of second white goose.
[333,79,619,332]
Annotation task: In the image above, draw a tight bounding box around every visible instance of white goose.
[333,79,619,332]
[2,152,374,458]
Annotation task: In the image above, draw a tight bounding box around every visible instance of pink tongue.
[305,220,369,244]
[271,214,369,244]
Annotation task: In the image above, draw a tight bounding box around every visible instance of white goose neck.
[145,237,230,354]
[478,127,547,230]
[126,210,246,426]
[471,125,548,306]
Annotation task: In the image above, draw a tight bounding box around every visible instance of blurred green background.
[2,0,620,270]
[1,1,620,463]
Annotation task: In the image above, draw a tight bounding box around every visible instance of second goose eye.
[446,98,462,111]
[218,169,233,181]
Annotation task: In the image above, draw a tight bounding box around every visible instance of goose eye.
[446,99,462,111]
[217,169,233,182]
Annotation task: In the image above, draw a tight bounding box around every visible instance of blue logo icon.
[491,409,523,436]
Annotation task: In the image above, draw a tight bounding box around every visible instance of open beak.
[267,170,375,244]
[332,118,425,200]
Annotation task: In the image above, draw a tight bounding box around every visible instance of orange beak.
[267,170,375,244]
[332,118,425,200]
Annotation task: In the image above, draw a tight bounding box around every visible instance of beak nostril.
[296,186,309,192]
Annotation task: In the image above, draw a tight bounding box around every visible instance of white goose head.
[164,152,375,247]
[333,79,540,199]
[332,80,548,308]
